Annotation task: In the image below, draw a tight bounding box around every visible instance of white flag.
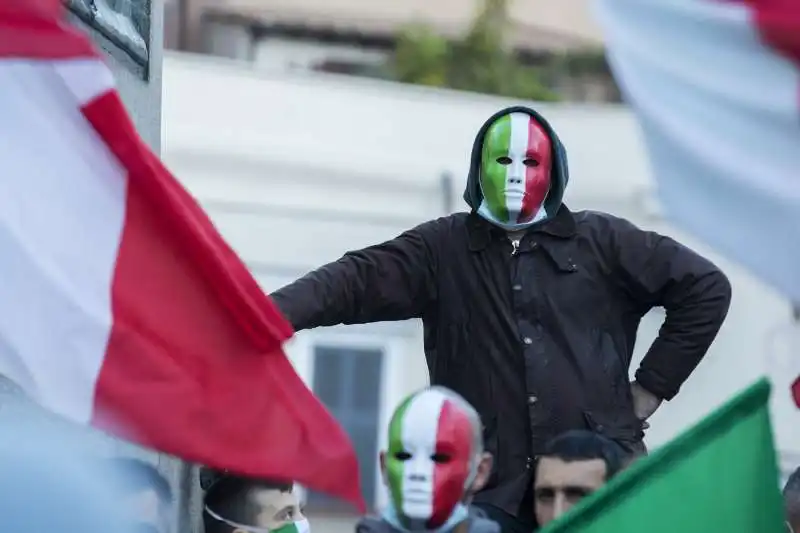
[595,0,800,303]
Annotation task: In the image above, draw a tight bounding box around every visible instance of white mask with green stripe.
[477,112,554,230]
[383,388,480,531]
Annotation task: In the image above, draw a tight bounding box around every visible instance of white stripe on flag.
[53,59,115,106]
[0,59,126,422]
[594,0,800,302]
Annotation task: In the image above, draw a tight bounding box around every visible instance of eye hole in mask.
[394,451,412,461]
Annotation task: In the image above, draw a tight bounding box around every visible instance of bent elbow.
[708,268,733,317]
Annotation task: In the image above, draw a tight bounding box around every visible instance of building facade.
[163,0,619,102]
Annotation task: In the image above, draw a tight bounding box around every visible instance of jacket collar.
[467,205,576,251]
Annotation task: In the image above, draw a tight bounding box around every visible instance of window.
[306,345,384,511]
[66,0,150,79]
[312,59,387,79]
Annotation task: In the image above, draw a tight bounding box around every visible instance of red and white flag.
[0,0,365,509]
[594,0,800,408]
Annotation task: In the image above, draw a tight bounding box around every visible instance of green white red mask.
[384,389,478,530]
[477,112,553,230]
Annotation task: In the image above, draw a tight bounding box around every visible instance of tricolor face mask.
[384,390,476,530]
[477,112,553,230]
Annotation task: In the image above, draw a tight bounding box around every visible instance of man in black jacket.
[271,106,731,532]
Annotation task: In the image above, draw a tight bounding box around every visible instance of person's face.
[479,112,553,227]
[534,457,607,527]
[382,392,475,529]
[232,488,305,533]
[123,489,169,533]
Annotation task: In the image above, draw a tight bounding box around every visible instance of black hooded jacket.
[271,106,731,517]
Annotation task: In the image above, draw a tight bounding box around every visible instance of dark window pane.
[312,347,345,407]
[352,352,382,411]
[308,346,383,511]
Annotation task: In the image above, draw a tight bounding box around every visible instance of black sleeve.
[270,220,440,331]
[607,217,732,401]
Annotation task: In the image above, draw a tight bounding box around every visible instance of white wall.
[161,53,800,507]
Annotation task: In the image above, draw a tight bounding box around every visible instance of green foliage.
[390,0,559,101]
[393,23,449,87]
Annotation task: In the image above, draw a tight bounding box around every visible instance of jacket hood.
[462,105,569,216]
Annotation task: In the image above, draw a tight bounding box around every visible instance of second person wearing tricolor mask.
[272,106,731,532]
[357,386,497,533]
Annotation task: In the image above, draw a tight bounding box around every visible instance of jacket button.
[525,456,533,469]
[523,337,533,345]
[512,284,522,291]
[527,395,538,405]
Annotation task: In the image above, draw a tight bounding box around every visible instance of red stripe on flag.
[740,0,800,65]
[0,0,97,59]
[81,90,365,511]
[792,376,800,408]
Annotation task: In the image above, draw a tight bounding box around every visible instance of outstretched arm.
[271,220,440,331]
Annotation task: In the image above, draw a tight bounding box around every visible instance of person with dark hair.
[203,474,307,533]
[784,467,800,533]
[106,457,172,533]
[532,430,626,528]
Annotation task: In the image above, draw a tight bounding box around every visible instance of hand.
[630,381,662,429]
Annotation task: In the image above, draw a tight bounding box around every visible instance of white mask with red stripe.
[477,111,553,231]
[383,388,479,531]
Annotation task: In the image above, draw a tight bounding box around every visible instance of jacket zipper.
[511,240,520,256]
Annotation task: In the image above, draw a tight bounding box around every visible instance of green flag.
[541,379,786,533]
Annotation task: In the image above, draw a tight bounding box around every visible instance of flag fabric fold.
[594,0,800,304]
[595,0,800,407]
[541,379,785,532]
[0,0,364,511]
